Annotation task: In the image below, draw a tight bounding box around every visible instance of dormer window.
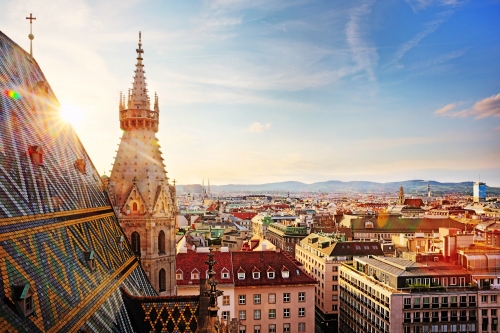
[28,146,43,166]
[221,268,230,279]
[12,283,34,317]
[84,251,96,271]
[267,266,276,279]
[191,269,200,280]
[365,221,374,229]
[281,266,290,278]
[238,272,245,279]
[74,159,86,174]
[253,272,260,279]
[116,236,124,250]
[176,269,183,280]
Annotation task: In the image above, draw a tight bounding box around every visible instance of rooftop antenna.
[26,13,36,57]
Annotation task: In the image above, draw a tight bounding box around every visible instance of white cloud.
[248,122,271,132]
[405,0,464,13]
[435,93,500,120]
[389,11,452,67]
[470,93,500,119]
[345,1,378,81]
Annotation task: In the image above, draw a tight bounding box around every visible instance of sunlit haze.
[2,0,499,186]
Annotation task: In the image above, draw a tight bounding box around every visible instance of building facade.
[339,256,479,333]
[295,233,384,332]
[107,33,177,295]
[232,251,316,333]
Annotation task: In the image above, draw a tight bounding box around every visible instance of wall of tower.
[120,216,177,295]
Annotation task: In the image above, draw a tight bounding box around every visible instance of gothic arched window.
[159,268,166,292]
[132,202,138,211]
[158,230,165,254]
[131,232,140,254]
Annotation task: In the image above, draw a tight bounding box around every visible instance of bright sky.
[2,0,500,186]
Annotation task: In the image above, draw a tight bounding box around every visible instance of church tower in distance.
[107,32,177,295]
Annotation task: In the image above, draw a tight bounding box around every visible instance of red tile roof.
[231,251,317,287]
[176,251,234,285]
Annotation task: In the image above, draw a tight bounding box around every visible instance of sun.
[59,104,84,125]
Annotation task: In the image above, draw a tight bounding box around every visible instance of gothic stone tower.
[108,33,177,295]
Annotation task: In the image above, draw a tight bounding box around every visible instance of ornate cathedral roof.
[0,31,167,332]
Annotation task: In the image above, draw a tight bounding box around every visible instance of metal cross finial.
[26,13,36,24]
[26,13,36,57]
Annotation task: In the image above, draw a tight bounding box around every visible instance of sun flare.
[59,104,84,125]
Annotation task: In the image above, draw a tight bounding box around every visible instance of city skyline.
[2,0,499,186]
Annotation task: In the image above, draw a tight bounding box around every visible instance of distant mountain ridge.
[178,180,500,195]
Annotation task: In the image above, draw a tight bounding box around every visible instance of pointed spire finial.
[26,13,36,57]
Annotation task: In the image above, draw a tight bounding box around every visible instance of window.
[222,311,230,320]
[482,295,488,303]
[223,295,230,306]
[221,269,230,279]
[158,230,165,254]
[159,269,166,292]
[299,292,305,302]
[176,270,183,280]
[283,308,290,318]
[332,295,338,301]
[239,326,246,333]
[332,285,338,291]
[254,310,261,320]
[298,308,305,317]
[332,305,338,310]
[191,270,199,279]
[268,293,276,304]
[283,293,290,303]
[131,232,140,253]
[239,310,246,320]
[254,325,261,333]
[283,324,290,333]
[282,270,289,278]
[268,324,276,333]
[238,272,245,279]
[268,309,276,319]
[267,271,275,279]
[298,322,306,332]
[332,276,338,281]
[450,277,457,285]
[239,295,246,305]
[253,272,260,279]
[254,294,261,304]
[492,295,498,302]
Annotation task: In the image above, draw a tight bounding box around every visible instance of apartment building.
[339,255,478,333]
[232,251,316,333]
[295,233,384,332]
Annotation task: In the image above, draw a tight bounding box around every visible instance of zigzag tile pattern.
[0,31,164,332]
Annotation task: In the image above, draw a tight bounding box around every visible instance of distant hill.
[178,180,500,195]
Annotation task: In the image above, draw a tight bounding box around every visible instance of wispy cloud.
[435,93,500,119]
[345,1,378,81]
[470,93,500,119]
[405,0,464,13]
[388,11,453,68]
[248,122,271,132]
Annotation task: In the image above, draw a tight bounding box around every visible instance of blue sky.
[2,0,500,185]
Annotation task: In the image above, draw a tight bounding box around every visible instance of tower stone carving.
[108,32,177,295]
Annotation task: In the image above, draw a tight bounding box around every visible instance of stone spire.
[119,32,158,132]
[108,32,177,295]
